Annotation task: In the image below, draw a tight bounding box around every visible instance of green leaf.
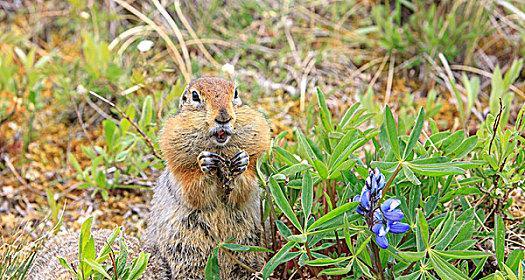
[269,176,302,232]
[57,257,76,276]
[286,234,307,243]
[416,209,429,249]
[429,252,470,280]
[262,242,298,279]
[274,147,300,165]
[435,250,491,260]
[295,129,316,164]
[397,251,426,262]
[126,252,150,280]
[204,247,220,280]
[103,120,118,151]
[68,153,83,174]
[506,250,524,272]
[316,88,333,132]
[403,164,421,185]
[83,258,111,279]
[138,95,153,129]
[503,264,518,280]
[305,256,352,266]
[403,107,425,159]
[408,162,465,176]
[279,163,310,177]
[495,215,505,270]
[384,106,401,159]
[313,159,328,179]
[452,136,478,158]
[329,129,358,167]
[79,217,93,261]
[97,227,121,261]
[355,235,371,256]
[301,171,313,227]
[307,202,359,231]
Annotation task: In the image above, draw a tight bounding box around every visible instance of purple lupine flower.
[353,168,385,214]
[371,200,410,249]
[354,169,410,249]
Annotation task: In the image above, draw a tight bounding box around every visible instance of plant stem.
[370,242,385,280]
[305,241,321,277]
[382,163,402,196]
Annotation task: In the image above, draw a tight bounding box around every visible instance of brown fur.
[145,77,271,279]
[27,77,271,279]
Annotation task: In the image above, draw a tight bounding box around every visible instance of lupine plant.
[204,89,524,279]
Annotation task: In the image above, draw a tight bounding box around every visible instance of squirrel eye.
[191,90,200,102]
[234,88,239,99]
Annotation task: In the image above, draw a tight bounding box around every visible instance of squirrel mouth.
[211,126,232,146]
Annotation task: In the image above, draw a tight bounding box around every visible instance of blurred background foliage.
[0,0,524,279]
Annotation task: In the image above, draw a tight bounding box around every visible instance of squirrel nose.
[215,109,232,124]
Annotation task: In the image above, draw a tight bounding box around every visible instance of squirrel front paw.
[198,151,226,174]
[229,150,249,176]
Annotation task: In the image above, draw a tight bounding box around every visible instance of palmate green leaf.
[370,161,399,172]
[307,202,359,231]
[301,171,313,226]
[269,176,302,232]
[318,260,353,276]
[434,250,491,260]
[396,271,422,280]
[273,147,300,165]
[416,209,429,249]
[316,88,333,132]
[262,242,299,280]
[495,215,505,270]
[338,103,361,129]
[403,107,425,159]
[279,163,309,177]
[83,258,111,279]
[313,159,328,179]
[204,247,220,280]
[295,129,316,165]
[355,235,371,256]
[305,256,352,266]
[403,164,421,185]
[328,158,356,179]
[275,220,293,238]
[408,162,465,176]
[329,129,358,167]
[286,234,307,243]
[451,136,478,158]
[384,106,401,159]
[396,250,426,262]
[429,252,470,280]
[442,131,465,155]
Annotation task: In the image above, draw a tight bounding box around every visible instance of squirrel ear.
[179,90,188,108]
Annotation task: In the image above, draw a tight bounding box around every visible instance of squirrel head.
[179,77,241,146]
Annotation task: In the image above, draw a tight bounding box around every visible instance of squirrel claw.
[229,150,249,176]
[198,151,226,174]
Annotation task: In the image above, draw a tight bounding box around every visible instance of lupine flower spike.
[354,169,410,249]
